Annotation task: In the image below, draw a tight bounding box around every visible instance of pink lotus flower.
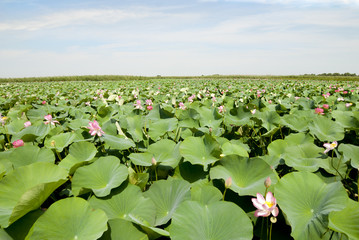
[24,121,31,128]
[179,102,186,110]
[87,120,105,137]
[346,103,353,107]
[250,109,256,114]
[146,99,153,106]
[147,105,153,111]
[12,139,24,148]
[252,192,279,217]
[41,100,46,104]
[315,108,324,115]
[323,141,338,154]
[134,100,143,109]
[218,105,225,113]
[225,177,232,189]
[44,115,59,125]
[322,104,329,109]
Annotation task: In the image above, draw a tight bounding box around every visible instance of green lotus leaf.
[58,141,97,173]
[89,184,156,227]
[280,114,309,132]
[221,140,249,158]
[12,124,50,142]
[105,218,149,240]
[72,156,128,197]
[147,139,181,168]
[0,229,12,240]
[329,199,359,240]
[179,135,220,171]
[308,116,344,142]
[4,209,43,240]
[224,105,252,126]
[6,119,26,135]
[144,178,191,226]
[197,107,222,129]
[0,162,68,228]
[191,184,222,205]
[103,134,136,150]
[148,118,178,141]
[338,143,359,168]
[25,197,108,240]
[275,171,348,240]
[128,167,149,191]
[177,108,200,128]
[210,155,277,196]
[10,145,55,168]
[257,110,280,131]
[68,118,90,130]
[125,115,144,142]
[44,132,77,152]
[332,110,359,129]
[170,200,253,240]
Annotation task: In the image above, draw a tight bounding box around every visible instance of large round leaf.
[338,143,359,168]
[105,218,149,240]
[144,178,191,226]
[89,184,156,227]
[191,184,222,205]
[275,171,348,240]
[10,145,55,168]
[58,141,97,173]
[72,156,128,197]
[103,134,135,151]
[308,116,344,141]
[44,132,77,152]
[179,135,220,171]
[210,155,277,196]
[148,118,178,141]
[26,197,108,240]
[0,162,68,228]
[170,200,253,240]
[329,199,359,239]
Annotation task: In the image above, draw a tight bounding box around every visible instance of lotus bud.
[264,177,271,188]
[151,157,157,166]
[225,177,232,189]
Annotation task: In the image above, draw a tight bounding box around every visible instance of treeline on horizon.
[0,73,358,83]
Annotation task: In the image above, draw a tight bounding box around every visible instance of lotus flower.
[252,192,279,217]
[323,141,337,154]
[44,115,59,125]
[87,120,105,137]
[12,139,24,148]
[147,105,153,111]
[134,100,143,109]
[315,108,324,115]
[179,102,186,110]
[24,121,31,128]
[218,105,225,113]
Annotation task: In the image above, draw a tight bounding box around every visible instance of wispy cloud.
[200,0,359,6]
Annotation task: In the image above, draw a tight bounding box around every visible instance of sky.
[0,0,358,78]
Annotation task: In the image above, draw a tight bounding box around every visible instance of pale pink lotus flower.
[323,141,338,154]
[294,96,300,100]
[179,102,186,110]
[315,108,324,115]
[44,115,59,125]
[134,100,143,109]
[250,109,256,114]
[337,97,344,102]
[252,192,279,217]
[218,105,225,113]
[225,177,232,189]
[268,100,272,104]
[24,121,31,128]
[188,95,195,103]
[322,104,329,109]
[87,120,105,137]
[12,139,24,148]
[346,103,353,107]
[145,99,153,106]
[264,177,272,188]
[212,96,216,102]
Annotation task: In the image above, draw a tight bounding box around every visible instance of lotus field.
[0,78,359,240]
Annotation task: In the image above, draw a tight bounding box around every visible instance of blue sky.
[0,0,358,77]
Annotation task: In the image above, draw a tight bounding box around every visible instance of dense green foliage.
[0,78,358,239]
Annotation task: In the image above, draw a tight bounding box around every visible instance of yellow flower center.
[330,143,337,148]
[265,201,273,208]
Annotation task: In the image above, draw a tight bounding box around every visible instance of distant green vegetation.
[0,73,358,83]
